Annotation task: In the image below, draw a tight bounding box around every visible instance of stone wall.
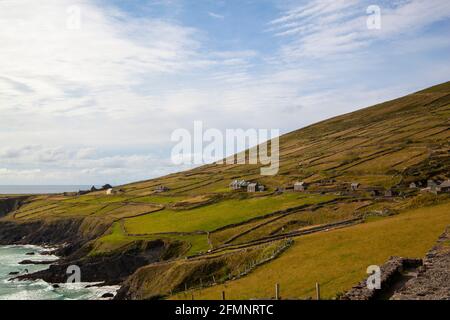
[341,257,422,300]
[391,227,450,300]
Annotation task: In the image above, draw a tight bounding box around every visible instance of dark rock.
[8,272,20,276]
[0,196,30,218]
[18,239,186,286]
[52,284,60,289]
[102,293,114,298]
[19,259,57,265]
[25,252,35,256]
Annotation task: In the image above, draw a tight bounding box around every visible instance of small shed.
[247,183,265,193]
[384,189,395,197]
[155,185,170,193]
[350,183,360,191]
[106,188,114,195]
[230,180,250,190]
[409,182,417,189]
[437,180,450,193]
[427,180,437,188]
[247,183,257,193]
[294,181,308,192]
[275,187,284,194]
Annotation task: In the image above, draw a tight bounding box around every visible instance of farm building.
[294,181,308,192]
[350,183,360,191]
[384,189,397,197]
[247,183,265,193]
[155,185,170,193]
[409,182,418,189]
[275,187,284,194]
[106,188,114,195]
[370,190,382,197]
[229,180,250,190]
[436,180,450,193]
[427,180,438,188]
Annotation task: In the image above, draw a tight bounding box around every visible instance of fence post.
[222,291,226,300]
[316,282,321,300]
[275,283,280,300]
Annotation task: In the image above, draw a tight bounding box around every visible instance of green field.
[174,202,450,300]
[123,193,336,234]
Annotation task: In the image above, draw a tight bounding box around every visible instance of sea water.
[0,185,94,195]
[0,245,118,300]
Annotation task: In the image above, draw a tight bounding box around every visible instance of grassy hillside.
[1,81,449,299]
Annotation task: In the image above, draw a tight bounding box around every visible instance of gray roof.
[439,180,450,187]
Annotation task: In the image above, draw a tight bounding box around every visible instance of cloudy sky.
[1,0,450,185]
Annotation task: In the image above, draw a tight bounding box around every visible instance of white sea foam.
[0,245,118,300]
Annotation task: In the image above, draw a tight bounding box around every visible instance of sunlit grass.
[124,194,337,234]
[173,202,450,300]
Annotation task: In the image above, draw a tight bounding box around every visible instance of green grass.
[131,195,185,204]
[174,202,450,300]
[91,222,209,256]
[123,193,336,234]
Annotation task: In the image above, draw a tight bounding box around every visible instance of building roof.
[439,180,450,188]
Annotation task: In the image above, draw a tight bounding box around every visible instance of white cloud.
[270,0,450,59]
[1,0,449,185]
[208,12,225,19]
[0,0,203,115]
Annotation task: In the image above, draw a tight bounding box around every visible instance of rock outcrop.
[0,196,29,218]
[18,239,187,285]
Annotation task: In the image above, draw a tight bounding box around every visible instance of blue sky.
[0,0,449,185]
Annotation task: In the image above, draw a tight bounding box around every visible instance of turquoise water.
[0,245,118,300]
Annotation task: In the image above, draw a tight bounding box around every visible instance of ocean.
[0,186,95,195]
[0,245,118,300]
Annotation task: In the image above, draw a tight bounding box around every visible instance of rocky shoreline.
[0,219,186,292]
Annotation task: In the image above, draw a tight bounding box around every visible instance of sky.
[1,0,449,185]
